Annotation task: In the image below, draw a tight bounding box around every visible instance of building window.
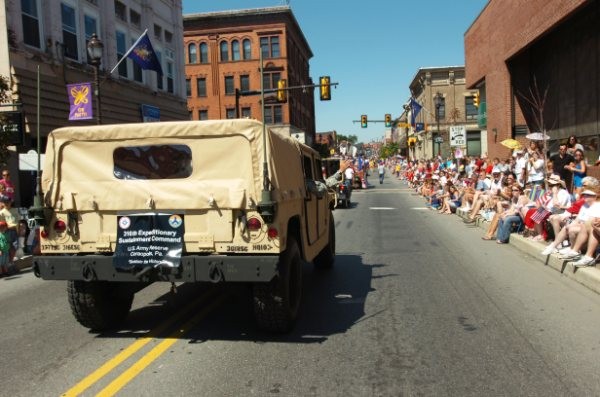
[116,31,127,77]
[186,78,191,97]
[263,72,281,90]
[165,30,172,44]
[264,105,282,124]
[231,40,240,61]
[200,42,208,63]
[260,36,280,58]
[166,50,175,94]
[188,43,197,63]
[224,76,234,95]
[436,97,446,119]
[240,75,249,92]
[21,0,41,48]
[220,41,229,62]
[114,0,126,22]
[242,39,251,60]
[84,15,98,63]
[196,78,206,97]
[156,50,163,90]
[132,37,143,82]
[61,3,78,60]
[129,9,141,28]
[189,110,193,120]
[154,24,162,41]
[465,96,478,121]
[241,107,251,118]
[226,108,236,119]
[199,110,208,120]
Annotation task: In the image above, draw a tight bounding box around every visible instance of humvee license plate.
[113,214,184,270]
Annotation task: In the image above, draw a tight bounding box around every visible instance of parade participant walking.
[378,162,385,184]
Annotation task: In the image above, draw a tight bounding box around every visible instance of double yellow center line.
[63,287,226,396]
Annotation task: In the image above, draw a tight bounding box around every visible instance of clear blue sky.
[182,0,488,142]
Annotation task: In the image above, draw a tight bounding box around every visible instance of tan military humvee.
[33,119,336,333]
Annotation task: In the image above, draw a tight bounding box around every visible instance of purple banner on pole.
[67,82,93,121]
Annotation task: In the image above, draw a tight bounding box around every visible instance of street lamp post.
[434,92,443,158]
[86,33,103,124]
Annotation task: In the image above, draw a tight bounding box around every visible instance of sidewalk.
[455,207,600,296]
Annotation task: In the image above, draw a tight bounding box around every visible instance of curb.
[456,207,600,295]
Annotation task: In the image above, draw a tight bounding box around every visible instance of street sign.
[0,111,24,146]
[397,122,411,128]
[449,125,466,146]
[434,136,443,144]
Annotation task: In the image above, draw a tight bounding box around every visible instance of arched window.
[231,40,240,61]
[242,39,251,60]
[199,42,208,63]
[220,41,229,62]
[188,43,197,64]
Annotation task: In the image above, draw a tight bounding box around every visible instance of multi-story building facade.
[465,0,598,161]
[402,66,480,160]
[183,6,316,144]
[0,0,188,205]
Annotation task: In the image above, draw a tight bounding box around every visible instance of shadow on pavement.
[98,254,379,344]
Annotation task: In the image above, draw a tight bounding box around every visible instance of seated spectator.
[438,184,460,214]
[548,176,600,238]
[463,171,493,223]
[558,189,600,266]
[496,185,528,244]
[540,188,599,255]
[482,183,527,240]
[528,175,572,241]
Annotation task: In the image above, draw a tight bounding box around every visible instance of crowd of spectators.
[401,135,600,268]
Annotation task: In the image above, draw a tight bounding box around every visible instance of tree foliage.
[379,142,399,159]
[337,133,358,144]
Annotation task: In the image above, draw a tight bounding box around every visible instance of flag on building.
[111,29,163,75]
[409,98,422,126]
[67,82,93,121]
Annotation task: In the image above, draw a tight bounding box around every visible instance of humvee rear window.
[113,145,192,179]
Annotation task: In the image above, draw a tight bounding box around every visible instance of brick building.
[0,0,188,206]
[183,6,316,144]
[465,0,599,161]
[400,66,479,159]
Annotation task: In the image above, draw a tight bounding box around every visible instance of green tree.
[379,142,399,159]
[337,133,357,145]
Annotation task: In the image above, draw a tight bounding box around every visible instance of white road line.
[411,207,431,210]
[370,207,396,210]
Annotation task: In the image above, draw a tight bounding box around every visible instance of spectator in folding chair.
[540,187,600,255]
[528,175,572,242]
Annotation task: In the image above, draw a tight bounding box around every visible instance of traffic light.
[319,76,331,101]
[277,79,287,102]
[361,115,367,128]
[473,92,479,108]
[385,113,392,128]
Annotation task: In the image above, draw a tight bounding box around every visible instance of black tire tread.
[67,281,133,331]
[253,237,302,333]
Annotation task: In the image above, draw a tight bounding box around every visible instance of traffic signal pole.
[235,81,339,118]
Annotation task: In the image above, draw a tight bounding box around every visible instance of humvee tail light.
[40,228,48,239]
[267,228,278,239]
[54,220,67,233]
[247,217,262,231]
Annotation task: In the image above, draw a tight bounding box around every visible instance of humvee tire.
[253,237,302,333]
[314,215,335,269]
[67,280,134,331]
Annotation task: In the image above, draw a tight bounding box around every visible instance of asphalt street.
[2,172,600,396]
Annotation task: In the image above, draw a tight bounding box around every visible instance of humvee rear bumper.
[32,255,279,283]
